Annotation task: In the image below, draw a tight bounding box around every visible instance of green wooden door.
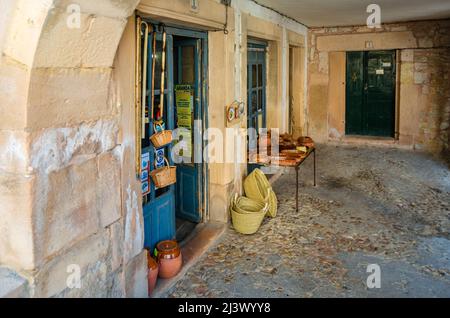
[346,50,396,137]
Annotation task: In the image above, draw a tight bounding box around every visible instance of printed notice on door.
[175,85,194,162]
[175,85,193,128]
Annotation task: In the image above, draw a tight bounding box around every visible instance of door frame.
[141,18,210,224]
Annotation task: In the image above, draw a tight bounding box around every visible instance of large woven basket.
[233,196,266,214]
[150,123,173,148]
[150,157,176,188]
[244,169,278,218]
[230,194,268,235]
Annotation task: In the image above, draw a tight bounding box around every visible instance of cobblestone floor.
[164,145,450,298]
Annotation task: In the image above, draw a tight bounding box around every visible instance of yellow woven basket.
[230,194,268,235]
[244,169,278,218]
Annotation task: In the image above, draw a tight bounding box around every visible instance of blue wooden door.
[173,38,202,223]
[142,30,176,252]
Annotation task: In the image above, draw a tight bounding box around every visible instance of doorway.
[345,50,396,137]
[141,23,208,251]
[247,40,267,173]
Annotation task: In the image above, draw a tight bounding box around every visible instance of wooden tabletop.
[248,146,315,168]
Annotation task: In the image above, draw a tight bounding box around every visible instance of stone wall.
[308,19,450,154]
[0,0,146,298]
[399,49,450,153]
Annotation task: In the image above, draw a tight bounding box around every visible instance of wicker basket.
[230,194,268,235]
[244,169,278,218]
[233,196,266,214]
[150,157,176,188]
[150,124,173,148]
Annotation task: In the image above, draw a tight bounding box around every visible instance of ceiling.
[254,0,450,27]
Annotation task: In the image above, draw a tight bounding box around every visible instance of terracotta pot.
[146,249,159,296]
[158,254,183,278]
[156,240,183,279]
[297,136,315,148]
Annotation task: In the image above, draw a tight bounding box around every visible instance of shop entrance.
[140,22,208,251]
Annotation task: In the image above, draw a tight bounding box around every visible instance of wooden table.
[275,147,316,212]
[249,147,317,212]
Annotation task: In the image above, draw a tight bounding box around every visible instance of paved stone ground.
[164,145,450,298]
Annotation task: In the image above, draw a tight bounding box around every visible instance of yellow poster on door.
[175,85,193,123]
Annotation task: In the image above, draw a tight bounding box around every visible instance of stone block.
[97,152,121,228]
[33,230,110,298]
[107,268,125,298]
[418,37,434,48]
[414,72,429,85]
[0,173,35,270]
[0,130,31,174]
[401,50,414,62]
[123,184,144,265]
[30,120,119,174]
[123,250,148,298]
[0,267,28,298]
[0,59,28,130]
[109,220,124,272]
[54,0,140,19]
[1,0,52,67]
[28,68,115,129]
[33,9,127,68]
[36,157,100,262]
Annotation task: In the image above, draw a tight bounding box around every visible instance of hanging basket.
[150,157,176,188]
[150,123,173,148]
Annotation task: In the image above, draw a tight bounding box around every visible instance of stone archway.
[0,0,146,298]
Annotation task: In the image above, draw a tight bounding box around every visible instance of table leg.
[296,166,299,212]
[313,149,316,187]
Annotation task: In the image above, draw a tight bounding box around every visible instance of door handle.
[364,83,368,91]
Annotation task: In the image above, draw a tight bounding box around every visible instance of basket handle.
[153,122,163,133]
[155,156,170,169]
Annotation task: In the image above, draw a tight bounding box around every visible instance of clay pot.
[297,136,315,148]
[146,249,159,296]
[280,133,294,142]
[156,240,183,279]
